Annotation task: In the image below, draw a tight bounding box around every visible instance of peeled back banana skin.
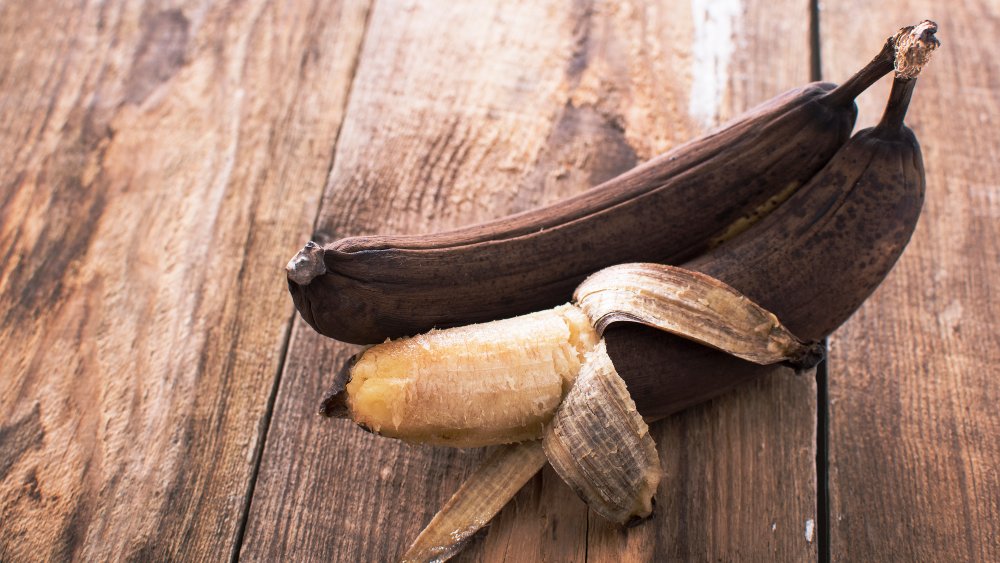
[543,340,663,526]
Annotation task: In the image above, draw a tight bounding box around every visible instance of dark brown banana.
[608,25,936,419]
[287,38,906,345]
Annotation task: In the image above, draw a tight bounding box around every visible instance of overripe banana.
[307,20,938,563]
[320,18,935,441]
[618,20,937,420]
[286,33,908,345]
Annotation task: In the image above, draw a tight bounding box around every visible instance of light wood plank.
[0,1,370,560]
[246,0,818,561]
[822,3,1000,561]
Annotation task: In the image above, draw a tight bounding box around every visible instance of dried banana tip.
[894,20,939,79]
[318,355,355,418]
[287,241,327,285]
[785,340,827,371]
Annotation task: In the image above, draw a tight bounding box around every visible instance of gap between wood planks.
[809,0,832,560]
[228,3,377,561]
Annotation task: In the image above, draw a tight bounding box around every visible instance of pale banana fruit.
[321,304,599,447]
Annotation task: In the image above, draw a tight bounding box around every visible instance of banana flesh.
[322,304,599,447]
[543,340,662,525]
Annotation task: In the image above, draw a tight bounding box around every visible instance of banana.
[315,21,939,563]
[286,32,910,345]
[322,264,820,447]
[574,263,823,367]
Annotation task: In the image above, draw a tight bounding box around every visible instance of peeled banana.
[321,305,598,447]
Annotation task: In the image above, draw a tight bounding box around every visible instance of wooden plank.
[0,1,370,560]
[821,4,1000,561]
[584,2,820,558]
[588,373,817,562]
[246,0,818,561]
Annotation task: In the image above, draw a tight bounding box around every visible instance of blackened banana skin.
[289,65,895,345]
[612,75,927,420]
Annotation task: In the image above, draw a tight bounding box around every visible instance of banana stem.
[893,20,939,79]
[875,76,917,134]
[822,37,896,108]
[874,20,938,135]
[822,20,938,108]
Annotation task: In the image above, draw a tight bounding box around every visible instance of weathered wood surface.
[242,0,817,561]
[821,3,1000,561]
[0,0,370,560]
[4,0,994,562]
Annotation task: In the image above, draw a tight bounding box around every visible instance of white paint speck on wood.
[688,0,743,127]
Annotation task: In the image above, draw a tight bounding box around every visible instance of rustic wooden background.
[1,1,997,561]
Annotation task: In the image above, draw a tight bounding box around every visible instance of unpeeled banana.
[286,31,910,345]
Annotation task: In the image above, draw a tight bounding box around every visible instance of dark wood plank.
[0,1,370,560]
[246,0,819,561]
[821,3,1000,561]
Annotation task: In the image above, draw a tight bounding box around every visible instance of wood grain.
[822,3,1000,561]
[244,0,818,561]
[0,0,370,560]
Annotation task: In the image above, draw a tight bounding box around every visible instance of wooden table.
[2,1,997,561]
